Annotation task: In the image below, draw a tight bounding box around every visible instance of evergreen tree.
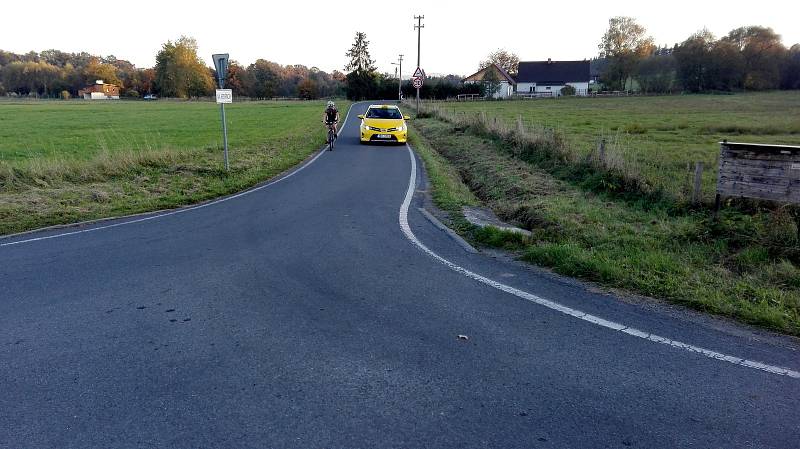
[344,32,378,100]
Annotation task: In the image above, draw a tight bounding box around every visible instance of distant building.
[463,64,516,99]
[515,60,590,96]
[78,80,120,100]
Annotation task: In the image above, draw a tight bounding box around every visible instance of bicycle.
[325,122,337,150]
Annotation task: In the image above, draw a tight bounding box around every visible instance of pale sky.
[2,0,798,77]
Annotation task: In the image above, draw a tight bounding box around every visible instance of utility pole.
[398,54,403,101]
[414,15,424,114]
[391,54,404,102]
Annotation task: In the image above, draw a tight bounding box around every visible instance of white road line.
[0,103,357,248]
[399,144,800,379]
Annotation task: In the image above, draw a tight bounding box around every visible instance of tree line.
[477,21,799,95]
[342,32,482,101]
[0,36,345,99]
[597,17,800,93]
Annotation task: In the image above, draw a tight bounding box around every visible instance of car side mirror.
[357,114,365,119]
[404,115,411,120]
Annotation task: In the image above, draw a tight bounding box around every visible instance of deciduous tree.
[598,16,655,90]
[722,26,786,90]
[154,36,214,98]
[479,49,519,76]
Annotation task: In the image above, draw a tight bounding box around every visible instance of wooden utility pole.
[414,15,424,114]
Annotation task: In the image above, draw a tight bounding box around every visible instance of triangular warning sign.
[413,67,425,78]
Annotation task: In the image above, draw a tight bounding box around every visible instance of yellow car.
[358,104,410,144]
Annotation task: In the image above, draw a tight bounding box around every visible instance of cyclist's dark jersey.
[325,107,338,123]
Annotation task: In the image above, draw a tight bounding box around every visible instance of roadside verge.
[408,118,800,336]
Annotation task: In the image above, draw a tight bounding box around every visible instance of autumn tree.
[783,44,800,89]
[598,16,655,90]
[225,61,251,96]
[154,36,214,98]
[83,57,122,86]
[636,52,676,93]
[247,59,282,98]
[722,26,786,90]
[298,78,319,99]
[479,49,519,76]
[674,29,716,92]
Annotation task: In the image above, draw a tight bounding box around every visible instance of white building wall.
[515,81,590,96]
[466,80,514,99]
[516,82,535,93]
[495,81,513,99]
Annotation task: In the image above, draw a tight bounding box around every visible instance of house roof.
[463,64,516,84]
[516,60,590,84]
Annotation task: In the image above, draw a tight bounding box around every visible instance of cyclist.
[322,101,340,143]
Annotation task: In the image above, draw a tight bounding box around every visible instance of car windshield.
[366,107,402,119]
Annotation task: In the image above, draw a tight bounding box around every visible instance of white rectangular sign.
[216,89,233,104]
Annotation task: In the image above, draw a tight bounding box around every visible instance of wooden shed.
[717,141,800,205]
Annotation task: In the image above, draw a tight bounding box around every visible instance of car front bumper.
[360,128,407,143]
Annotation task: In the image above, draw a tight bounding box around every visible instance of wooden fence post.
[692,161,704,205]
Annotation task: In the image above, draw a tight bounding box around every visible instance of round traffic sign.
[412,77,423,89]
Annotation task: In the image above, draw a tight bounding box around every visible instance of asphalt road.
[1,102,799,448]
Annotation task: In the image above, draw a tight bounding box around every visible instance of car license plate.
[377,134,391,139]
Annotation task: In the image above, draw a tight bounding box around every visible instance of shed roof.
[517,60,590,84]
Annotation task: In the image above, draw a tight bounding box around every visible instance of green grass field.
[0,100,335,162]
[431,92,800,201]
[0,99,350,235]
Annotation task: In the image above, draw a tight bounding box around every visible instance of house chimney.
[547,58,552,64]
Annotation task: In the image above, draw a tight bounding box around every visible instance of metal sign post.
[412,66,425,112]
[212,53,230,171]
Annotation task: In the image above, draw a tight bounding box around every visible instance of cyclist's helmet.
[327,101,335,109]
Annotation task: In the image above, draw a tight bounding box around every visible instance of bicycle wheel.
[328,128,335,150]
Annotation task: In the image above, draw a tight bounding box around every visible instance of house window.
[529,86,533,92]
[546,86,551,90]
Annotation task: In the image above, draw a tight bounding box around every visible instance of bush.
[560,85,576,96]
[59,90,70,100]
[124,89,140,98]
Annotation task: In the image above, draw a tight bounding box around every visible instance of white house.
[77,80,121,100]
[462,64,515,99]
[515,59,590,96]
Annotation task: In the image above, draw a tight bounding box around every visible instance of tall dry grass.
[0,149,184,192]
[412,101,668,204]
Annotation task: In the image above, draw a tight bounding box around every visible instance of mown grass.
[410,116,800,335]
[431,92,800,202]
[0,100,349,235]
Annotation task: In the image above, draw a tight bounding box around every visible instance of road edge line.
[400,143,800,380]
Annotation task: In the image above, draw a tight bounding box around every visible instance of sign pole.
[220,98,229,171]
[212,53,230,171]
